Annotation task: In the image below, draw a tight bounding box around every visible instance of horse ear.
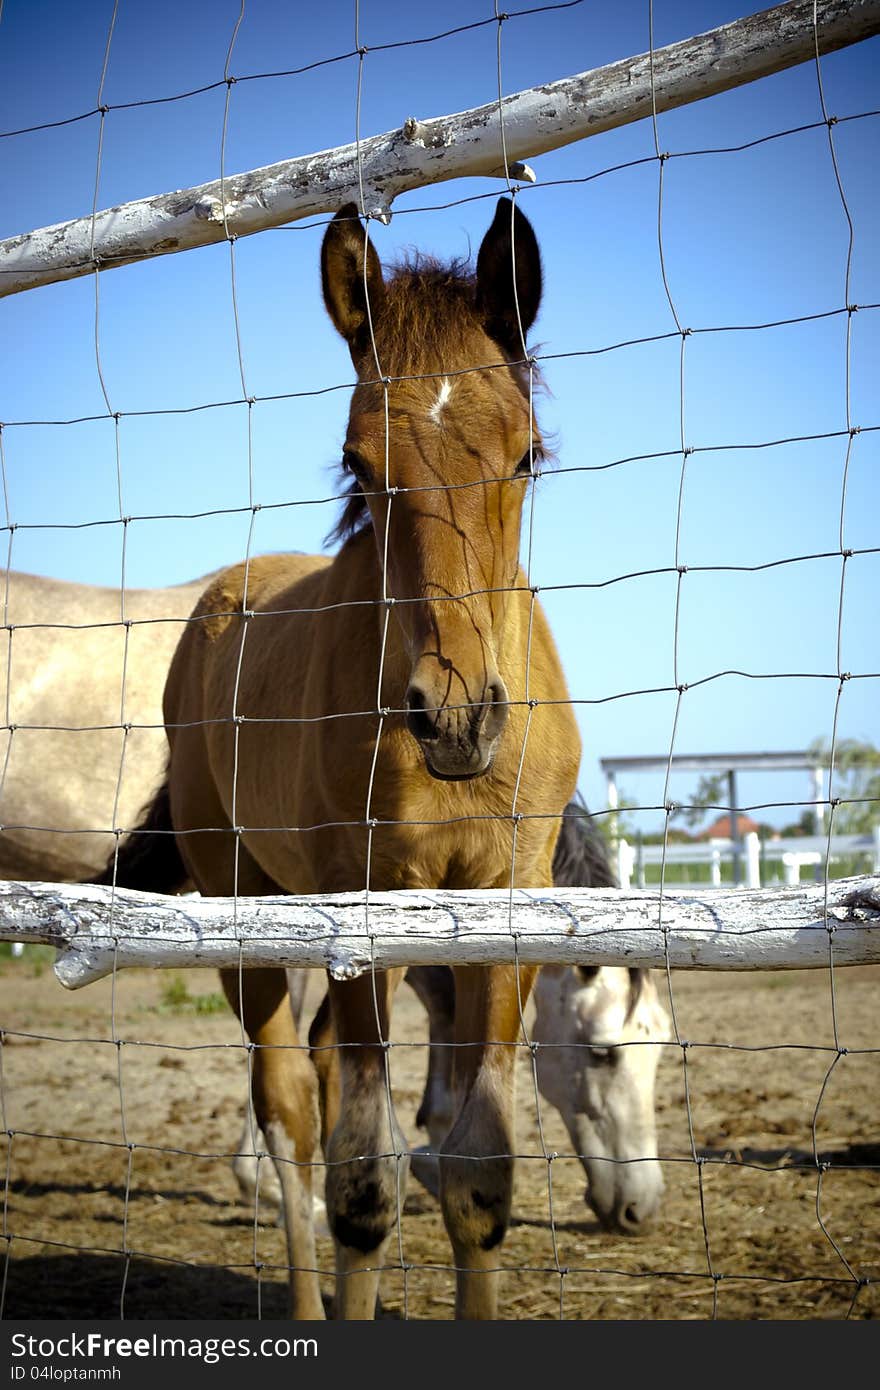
[321,204,385,356]
[475,197,542,358]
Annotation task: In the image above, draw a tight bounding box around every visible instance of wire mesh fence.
[0,1,877,1320]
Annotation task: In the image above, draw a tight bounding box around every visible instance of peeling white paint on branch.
[0,877,877,989]
[2,0,879,297]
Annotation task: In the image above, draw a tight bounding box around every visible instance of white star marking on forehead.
[427,376,453,426]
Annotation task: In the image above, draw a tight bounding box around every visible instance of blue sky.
[1,1,878,833]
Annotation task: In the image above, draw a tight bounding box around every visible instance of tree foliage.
[671,773,727,830]
[809,737,880,834]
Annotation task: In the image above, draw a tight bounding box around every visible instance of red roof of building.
[696,813,761,840]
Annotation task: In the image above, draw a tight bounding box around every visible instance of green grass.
[638,855,869,887]
[0,942,57,976]
[155,973,227,1016]
[640,862,737,886]
[0,949,224,1013]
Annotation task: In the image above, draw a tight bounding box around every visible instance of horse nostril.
[406,685,439,743]
[473,677,509,740]
[617,1200,645,1234]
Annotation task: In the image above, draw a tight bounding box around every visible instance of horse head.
[534,965,670,1234]
[321,198,542,781]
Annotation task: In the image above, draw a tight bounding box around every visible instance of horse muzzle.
[585,1160,665,1236]
[405,676,510,781]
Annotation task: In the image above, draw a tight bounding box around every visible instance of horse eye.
[514,446,542,478]
[588,1046,615,1065]
[342,450,370,483]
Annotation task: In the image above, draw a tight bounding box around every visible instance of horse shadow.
[2,1251,294,1319]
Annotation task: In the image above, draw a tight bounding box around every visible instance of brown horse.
[0,568,665,1241]
[103,198,580,1319]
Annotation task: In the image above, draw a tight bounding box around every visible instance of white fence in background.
[617,827,880,890]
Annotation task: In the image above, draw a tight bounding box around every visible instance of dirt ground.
[0,952,877,1322]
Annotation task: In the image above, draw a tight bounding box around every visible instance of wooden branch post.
[0,878,876,989]
[1,0,878,296]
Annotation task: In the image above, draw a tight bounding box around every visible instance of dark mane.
[553,795,617,892]
[325,252,540,549]
[556,796,649,1022]
[326,478,368,548]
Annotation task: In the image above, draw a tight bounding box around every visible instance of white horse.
[2,569,668,1234]
[533,963,668,1231]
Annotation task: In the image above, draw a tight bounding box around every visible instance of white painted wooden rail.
[618,828,880,888]
[1,0,878,297]
[0,877,876,988]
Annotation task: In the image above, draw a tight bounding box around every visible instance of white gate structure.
[0,1,878,1322]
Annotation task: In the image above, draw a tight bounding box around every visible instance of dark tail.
[93,779,189,893]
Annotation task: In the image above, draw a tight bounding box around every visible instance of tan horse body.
[123,199,580,1319]
[0,570,214,881]
[164,544,577,1320]
[0,566,667,1285]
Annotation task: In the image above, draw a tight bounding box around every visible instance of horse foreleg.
[232,968,311,1208]
[440,963,537,1320]
[406,966,455,1147]
[324,969,408,1320]
[221,967,324,1320]
[232,1113,279,1206]
[308,990,341,1159]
